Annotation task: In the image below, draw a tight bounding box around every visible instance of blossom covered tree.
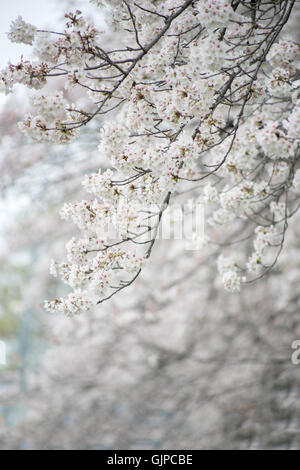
[1,0,300,315]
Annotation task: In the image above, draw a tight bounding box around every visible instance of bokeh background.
[0,0,300,450]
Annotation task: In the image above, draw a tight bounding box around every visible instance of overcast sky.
[0,1,58,68]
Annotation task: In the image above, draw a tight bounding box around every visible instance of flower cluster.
[7,16,36,45]
[267,40,300,73]
[247,226,279,274]
[46,244,146,314]
[18,93,78,143]
[44,291,95,316]
[256,122,295,160]
[0,60,49,94]
[217,255,244,292]
[195,0,243,31]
